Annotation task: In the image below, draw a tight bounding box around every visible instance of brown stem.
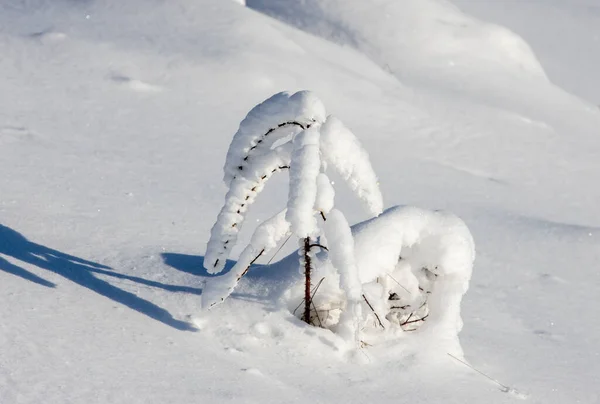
[401,313,429,326]
[293,277,325,316]
[236,249,265,282]
[236,121,308,175]
[362,294,385,329]
[303,237,312,324]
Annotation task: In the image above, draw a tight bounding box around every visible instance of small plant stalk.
[303,237,312,324]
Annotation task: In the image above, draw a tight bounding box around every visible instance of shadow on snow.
[160,252,236,277]
[0,224,197,331]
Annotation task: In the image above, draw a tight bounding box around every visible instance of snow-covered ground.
[1,0,599,403]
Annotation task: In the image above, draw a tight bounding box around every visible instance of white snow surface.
[2,0,600,403]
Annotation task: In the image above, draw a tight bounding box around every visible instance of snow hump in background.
[246,0,548,81]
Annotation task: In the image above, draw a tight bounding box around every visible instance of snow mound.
[247,0,548,81]
[353,206,474,354]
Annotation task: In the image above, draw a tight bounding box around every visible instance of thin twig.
[402,312,414,325]
[447,353,511,393]
[293,277,326,316]
[266,234,292,265]
[386,273,412,295]
[308,243,328,251]
[311,277,326,298]
[401,313,428,325]
[311,300,323,327]
[236,249,265,281]
[362,294,385,329]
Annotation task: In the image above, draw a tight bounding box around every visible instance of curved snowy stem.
[232,121,308,180]
[205,148,292,274]
[202,210,291,309]
[223,91,327,184]
[320,116,383,217]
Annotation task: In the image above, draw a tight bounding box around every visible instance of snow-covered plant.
[202,91,475,352]
[351,206,475,353]
[202,91,383,344]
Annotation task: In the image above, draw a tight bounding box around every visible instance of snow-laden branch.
[205,146,292,273]
[202,210,291,309]
[320,116,383,217]
[224,91,327,185]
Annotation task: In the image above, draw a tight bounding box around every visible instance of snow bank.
[247,0,548,82]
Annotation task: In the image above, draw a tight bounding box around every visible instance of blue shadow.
[161,253,236,276]
[0,224,196,331]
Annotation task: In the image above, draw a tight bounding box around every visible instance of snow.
[202,209,290,309]
[223,91,325,185]
[320,116,383,217]
[348,206,475,355]
[205,146,291,274]
[286,127,322,238]
[314,172,335,215]
[451,0,600,105]
[1,0,600,403]
[322,209,363,345]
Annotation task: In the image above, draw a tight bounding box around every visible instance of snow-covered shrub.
[202,91,382,345]
[202,91,475,351]
[351,206,475,353]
